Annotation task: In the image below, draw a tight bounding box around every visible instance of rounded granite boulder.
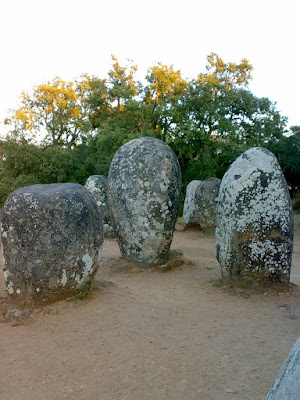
[85,175,114,237]
[108,137,182,266]
[215,147,294,286]
[1,183,103,305]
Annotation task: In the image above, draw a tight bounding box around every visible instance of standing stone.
[1,183,103,306]
[215,147,294,286]
[85,175,114,237]
[108,137,181,267]
[183,178,221,230]
[265,336,300,399]
[197,178,221,231]
[182,180,202,228]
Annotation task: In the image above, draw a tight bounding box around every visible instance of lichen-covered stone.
[215,147,293,286]
[85,175,114,237]
[182,180,202,228]
[183,178,220,230]
[1,183,103,305]
[196,178,221,230]
[108,137,181,267]
[266,336,300,399]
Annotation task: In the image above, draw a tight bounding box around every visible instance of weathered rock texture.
[108,137,181,267]
[265,336,300,399]
[215,147,293,286]
[85,175,114,237]
[197,178,221,230]
[182,180,202,228]
[1,183,103,305]
[183,178,220,230]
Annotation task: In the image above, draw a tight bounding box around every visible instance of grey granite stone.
[85,175,114,237]
[215,147,293,286]
[183,178,220,229]
[183,180,202,228]
[108,137,181,267]
[266,336,300,399]
[1,183,103,305]
[196,178,221,230]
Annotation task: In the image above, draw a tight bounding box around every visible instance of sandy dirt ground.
[0,216,299,400]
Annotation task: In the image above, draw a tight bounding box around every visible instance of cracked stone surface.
[1,183,103,305]
[108,137,181,267]
[85,175,115,237]
[215,147,294,286]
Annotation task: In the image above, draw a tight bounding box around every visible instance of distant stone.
[183,178,220,230]
[108,137,181,267]
[197,178,221,230]
[215,147,293,286]
[182,180,202,228]
[265,336,300,399]
[1,183,103,305]
[85,175,114,237]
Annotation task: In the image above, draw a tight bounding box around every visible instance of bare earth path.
[0,216,299,400]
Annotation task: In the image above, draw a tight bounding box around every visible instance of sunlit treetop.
[198,52,253,92]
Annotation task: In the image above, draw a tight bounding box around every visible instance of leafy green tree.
[5,77,90,148]
[198,52,253,94]
[267,127,300,193]
[143,63,188,140]
[82,75,110,129]
[0,52,291,210]
[108,56,139,114]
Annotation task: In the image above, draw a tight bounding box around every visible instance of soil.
[0,216,299,400]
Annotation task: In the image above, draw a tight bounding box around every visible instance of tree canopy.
[1,53,296,209]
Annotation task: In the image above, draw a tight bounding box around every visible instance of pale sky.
[1,0,299,136]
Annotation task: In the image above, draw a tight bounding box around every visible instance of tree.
[108,56,139,114]
[5,77,90,148]
[82,75,110,129]
[143,63,188,140]
[198,52,253,94]
[267,127,300,195]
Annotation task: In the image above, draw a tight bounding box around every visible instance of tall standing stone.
[108,137,181,266]
[182,180,202,228]
[85,175,114,237]
[197,178,221,231]
[215,147,293,286]
[1,183,103,305]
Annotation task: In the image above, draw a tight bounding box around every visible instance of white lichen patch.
[61,269,68,286]
[82,253,93,279]
[7,281,14,295]
[3,269,10,282]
